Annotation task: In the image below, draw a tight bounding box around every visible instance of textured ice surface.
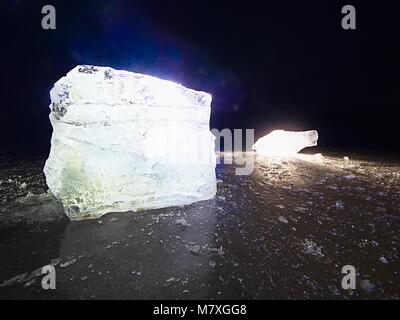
[44,65,216,220]
[252,130,318,156]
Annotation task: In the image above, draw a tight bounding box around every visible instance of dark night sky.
[0,0,399,155]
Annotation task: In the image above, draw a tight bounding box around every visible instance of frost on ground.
[0,152,399,299]
[0,158,67,227]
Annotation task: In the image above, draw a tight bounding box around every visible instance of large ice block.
[252,130,318,156]
[44,65,216,220]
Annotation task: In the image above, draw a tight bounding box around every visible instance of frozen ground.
[0,152,399,299]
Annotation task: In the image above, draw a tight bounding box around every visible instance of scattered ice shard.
[252,129,318,156]
[44,65,216,220]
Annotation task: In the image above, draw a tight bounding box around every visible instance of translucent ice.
[252,129,318,156]
[44,65,216,220]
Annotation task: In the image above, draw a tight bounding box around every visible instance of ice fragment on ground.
[187,244,202,255]
[60,258,77,268]
[303,239,324,257]
[360,279,376,293]
[19,182,27,189]
[278,216,288,224]
[335,200,345,209]
[0,273,27,287]
[175,218,191,227]
[166,277,176,284]
[379,256,389,264]
[252,129,318,156]
[209,260,216,267]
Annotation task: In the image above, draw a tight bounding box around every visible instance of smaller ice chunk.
[252,129,318,156]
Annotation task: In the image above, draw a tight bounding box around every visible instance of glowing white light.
[252,129,318,157]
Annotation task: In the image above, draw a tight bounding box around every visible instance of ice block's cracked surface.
[44,65,216,220]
